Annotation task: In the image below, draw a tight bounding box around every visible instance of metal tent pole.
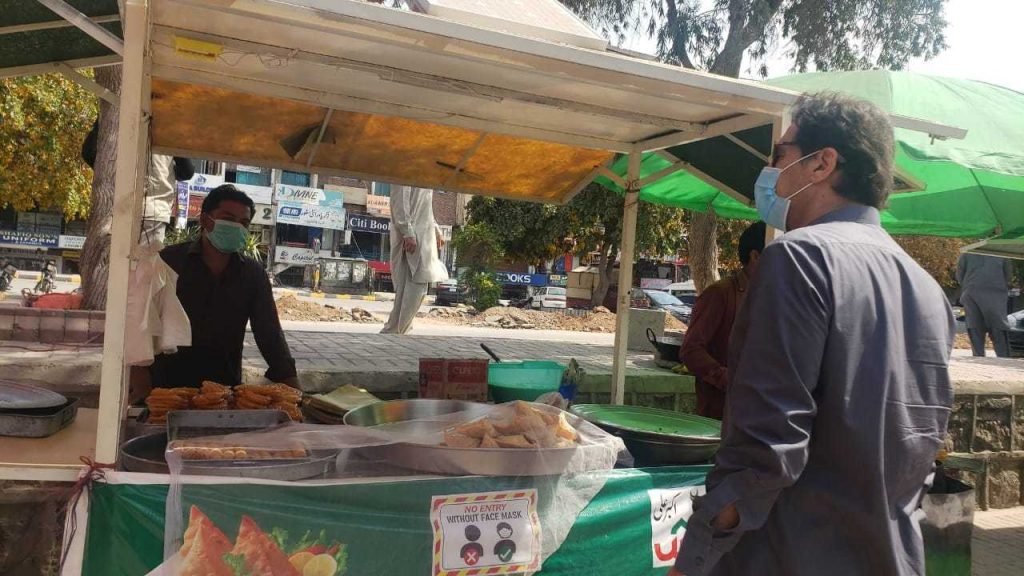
[610,150,641,405]
[94,0,149,463]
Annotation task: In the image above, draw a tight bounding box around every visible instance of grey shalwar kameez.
[677,205,955,576]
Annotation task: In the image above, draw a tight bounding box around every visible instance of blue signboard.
[0,229,59,248]
[496,272,549,287]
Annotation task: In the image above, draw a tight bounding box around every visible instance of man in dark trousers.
[957,252,1013,357]
[679,221,765,419]
[150,185,298,389]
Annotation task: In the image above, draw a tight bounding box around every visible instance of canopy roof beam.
[36,0,124,56]
[0,55,120,79]
[654,150,751,207]
[0,14,120,36]
[637,114,773,152]
[304,108,334,169]
[57,63,119,105]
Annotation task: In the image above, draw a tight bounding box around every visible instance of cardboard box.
[419,358,489,401]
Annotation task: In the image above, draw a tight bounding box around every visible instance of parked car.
[532,286,567,309]
[664,280,697,307]
[433,279,468,307]
[642,289,692,324]
[1009,309,1024,358]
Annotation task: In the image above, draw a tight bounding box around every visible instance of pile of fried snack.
[169,439,308,461]
[145,381,303,423]
[442,401,579,449]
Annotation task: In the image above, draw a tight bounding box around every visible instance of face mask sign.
[754,150,820,232]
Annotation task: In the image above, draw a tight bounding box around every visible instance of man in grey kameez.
[673,94,955,576]
[957,252,1013,357]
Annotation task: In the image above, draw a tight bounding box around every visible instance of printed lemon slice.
[303,553,338,576]
[289,551,315,572]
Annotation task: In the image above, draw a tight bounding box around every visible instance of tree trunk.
[80,65,122,311]
[689,210,720,293]
[591,243,618,308]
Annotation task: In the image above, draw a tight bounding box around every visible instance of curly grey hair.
[791,92,895,209]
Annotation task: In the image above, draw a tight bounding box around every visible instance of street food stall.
[0,1,966,575]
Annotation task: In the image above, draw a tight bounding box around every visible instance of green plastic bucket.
[487,361,565,402]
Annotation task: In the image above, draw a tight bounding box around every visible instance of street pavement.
[973,507,1024,576]
[0,277,81,301]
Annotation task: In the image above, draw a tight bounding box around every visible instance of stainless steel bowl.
[342,399,489,427]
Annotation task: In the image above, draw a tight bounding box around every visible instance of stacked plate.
[570,404,720,467]
[0,380,79,438]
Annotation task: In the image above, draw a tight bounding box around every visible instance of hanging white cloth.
[125,241,192,366]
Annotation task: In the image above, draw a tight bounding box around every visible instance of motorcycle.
[33,260,57,295]
[0,259,16,292]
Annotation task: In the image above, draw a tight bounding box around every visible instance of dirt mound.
[423,306,684,333]
[275,294,383,323]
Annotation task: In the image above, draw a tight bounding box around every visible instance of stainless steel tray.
[119,433,337,481]
[0,398,79,438]
[0,380,67,410]
[168,410,291,441]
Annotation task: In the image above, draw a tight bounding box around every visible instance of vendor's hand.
[436,230,445,251]
[403,236,418,253]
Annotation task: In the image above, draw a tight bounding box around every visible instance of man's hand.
[403,236,418,253]
[713,503,740,531]
[436,229,445,251]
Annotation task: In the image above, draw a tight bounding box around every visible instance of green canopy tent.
[599,70,1024,239]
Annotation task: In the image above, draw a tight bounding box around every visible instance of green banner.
[82,467,710,576]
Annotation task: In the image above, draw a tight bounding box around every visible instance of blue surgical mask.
[754,151,819,232]
[206,219,249,253]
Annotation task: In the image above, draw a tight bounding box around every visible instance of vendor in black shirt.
[150,185,299,389]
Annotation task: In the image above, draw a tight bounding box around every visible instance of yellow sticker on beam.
[173,36,224,62]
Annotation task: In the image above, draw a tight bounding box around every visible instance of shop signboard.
[277,203,347,230]
[274,245,317,266]
[186,194,205,220]
[58,235,86,250]
[347,214,391,234]
[496,272,548,287]
[326,184,368,206]
[548,274,568,287]
[0,229,59,248]
[252,204,276,226]
[175,181,189,225]
[233,183,274,205]
[640,278,672,290]
[366,194,392,217]
[236,164,262,173]
[187,173,224,194]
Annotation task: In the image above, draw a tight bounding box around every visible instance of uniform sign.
[649,486,705,568]
[431,490,541,576]
[0,230,59,248]
[348,214,391,234]
[274,246,317,266]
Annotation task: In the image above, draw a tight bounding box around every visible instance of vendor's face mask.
[754,150,820,232]
[206,219,249,253]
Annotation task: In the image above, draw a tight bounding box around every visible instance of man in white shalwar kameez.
[381,186,449,334]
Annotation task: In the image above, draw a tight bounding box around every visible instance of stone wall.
[946,393,1024,509]
[0,481,68,576]
[0,307,105,344]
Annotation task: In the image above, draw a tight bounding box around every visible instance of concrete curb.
[275,288,378,302]
[12,272,81,283]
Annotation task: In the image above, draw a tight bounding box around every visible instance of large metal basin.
[342,399,489,427]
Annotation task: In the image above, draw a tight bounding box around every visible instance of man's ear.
[812,147,842,183]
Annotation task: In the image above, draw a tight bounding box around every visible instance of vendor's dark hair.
[791,92,894,209]
[738,221,767,266]
[202,184,255,218]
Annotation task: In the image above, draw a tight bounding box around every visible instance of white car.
[532,287,567,309]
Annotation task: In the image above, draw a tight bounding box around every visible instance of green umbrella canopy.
[598,70,1024,238]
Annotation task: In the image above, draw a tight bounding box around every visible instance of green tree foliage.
[0,73,97,219]
[561,0,949,290]
[466,185,687,305]
[452,223,504,311]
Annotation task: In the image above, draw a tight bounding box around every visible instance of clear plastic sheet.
[158,401,626,576]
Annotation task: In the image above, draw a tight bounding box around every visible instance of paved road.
[973,506,1024,576]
